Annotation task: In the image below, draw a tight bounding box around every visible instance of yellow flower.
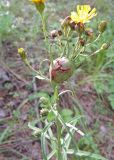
[18,48,27,60]
[70,5,97,24]
[31,0,46,4]
[18,48,25,54]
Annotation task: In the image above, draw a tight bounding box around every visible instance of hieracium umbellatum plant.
[18,1,108,160]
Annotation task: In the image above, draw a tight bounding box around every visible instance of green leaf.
[66,123,84,136]
[47,111,56,122]
[61,109,73,122]
[41,123,53,160]
[76,150,107,160]
[47,150,56,160]
[61,109,73,117]
[0,15,13,34]
[110,101,114,109]
[0,127,10,143]
[28,92,50,101]
[108,94,114,109]
[108,94,114,101]
[109,80,114,93]
[13,110,20,118]
[67,149,107,160]
[94,81,107,94]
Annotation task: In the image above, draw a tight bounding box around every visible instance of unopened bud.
[50,30,62,39]
[58,30,62,36]
[79,38,85,46]
[85,28,93,38]
[77,22,85,33]
[69,21,77,30]
[33,128,42,137]
[49,57,74,83]
[101,43,110,50]
[98,21,107,33]
[18,48,27,60]
[40,108,49,116]
[39,97,49,105]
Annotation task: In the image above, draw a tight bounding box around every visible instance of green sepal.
[35,2,45,15]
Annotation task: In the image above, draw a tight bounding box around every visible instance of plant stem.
[41,14,47,43]
[24,59,48,80]
[86,33,101,47]
[53,85,62,160]
[41,14,54,65]
[57,117,62,160]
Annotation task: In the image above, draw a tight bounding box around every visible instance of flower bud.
[39,97,49,105]
[49,57,74,83]
[40,108,48,116]
[85,28,93,38]
[18,48,27,61]
[33,128,42,137]
[58,30,62,36]
[98,21,107,33]
[101,43,110,50]
[77,22,85,34]
[69,21,78,30]
[50,30,62,39]
[79,38,85,46]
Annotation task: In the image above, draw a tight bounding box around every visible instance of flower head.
[18,48,27,60]
[70,5,97,24]
[31,0,46,4]
[98,21,107,33]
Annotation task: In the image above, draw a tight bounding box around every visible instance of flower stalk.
[53,86,62,160]
[41,14,48,43]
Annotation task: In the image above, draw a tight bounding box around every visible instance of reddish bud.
[77,22,85,33]
[85,28,93,37]
[79,38,85,46]
[69,21,77,30]
[50,30,62,39]
[49,57,74,83]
